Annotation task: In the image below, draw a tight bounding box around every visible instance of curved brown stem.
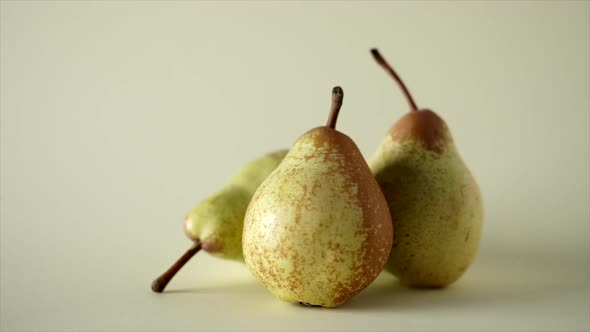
[151,240,202,293]
[326,86,344,129]
[371,49,419,112]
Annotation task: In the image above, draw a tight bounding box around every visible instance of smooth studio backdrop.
[1,1,589,331]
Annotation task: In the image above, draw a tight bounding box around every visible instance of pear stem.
[151,240,202,293]
[326,86,344,129]
[371,49,419,112]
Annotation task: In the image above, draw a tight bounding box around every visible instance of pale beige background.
[1,1,589,331]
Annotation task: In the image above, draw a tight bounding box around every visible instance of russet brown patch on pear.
[389,109,448,154]
[312,127,393,305]
[201,239,223,253]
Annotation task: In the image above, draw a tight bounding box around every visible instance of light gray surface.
[1,2,589,331]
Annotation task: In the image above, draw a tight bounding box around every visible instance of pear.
[368,49,483,288]
[243,87,393,308]
[151,149,288,292]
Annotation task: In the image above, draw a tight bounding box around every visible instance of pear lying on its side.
[243,87,393,307]
[152,149,288,292]
[183,149,289,261]
[369,49,483,288]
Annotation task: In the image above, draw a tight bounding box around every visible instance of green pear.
[151,149,288,292]
[368,49,483,288]
[243,87,393,308]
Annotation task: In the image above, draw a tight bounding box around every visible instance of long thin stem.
[326,86,344,129]
[151,240,202,293]
[371,49,419,112]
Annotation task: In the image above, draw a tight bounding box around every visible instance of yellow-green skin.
[369,110,483,287]
[243,127,393,307]
[184,150,288,261]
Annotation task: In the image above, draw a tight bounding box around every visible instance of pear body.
[369,110,483,287]
[243,127,393,307]
[184,150,288,261]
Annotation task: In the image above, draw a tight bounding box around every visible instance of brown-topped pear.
[243,87,393,307]
[369,49,483,288]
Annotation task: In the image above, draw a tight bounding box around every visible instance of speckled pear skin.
[243,127,393,308]
[369,110,483,287]
[184,150,288,261]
